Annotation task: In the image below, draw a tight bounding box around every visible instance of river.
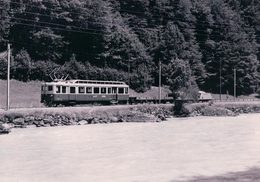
[1,114,260,182]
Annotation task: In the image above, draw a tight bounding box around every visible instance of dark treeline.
[0,0,259,95]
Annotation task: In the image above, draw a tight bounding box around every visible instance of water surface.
[1,114,260,182]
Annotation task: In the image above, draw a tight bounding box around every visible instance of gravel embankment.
[0,105,172,133]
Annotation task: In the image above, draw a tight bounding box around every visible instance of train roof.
[44,79,128,86]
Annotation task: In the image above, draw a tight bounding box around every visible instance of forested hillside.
[0,0,259,95]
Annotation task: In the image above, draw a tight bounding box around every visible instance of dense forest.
[0,0,259,95]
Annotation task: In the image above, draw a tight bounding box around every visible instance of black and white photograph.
[0,0,260,181]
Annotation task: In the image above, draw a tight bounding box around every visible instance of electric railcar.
[41,80,129,106]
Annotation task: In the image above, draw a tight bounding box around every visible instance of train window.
[108,88,112,94]
[101,87,106,94]
[125,88,128,94]
[70,87,76,93]
[47,86,53,91]
[86,87,92,94]
[112,87,117,94]
[62,86,66,93]
[118,88,124,94]
[79,87,85,94]
[56,86,61,93]
[94,87,100,94]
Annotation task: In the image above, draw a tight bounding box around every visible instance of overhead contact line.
[1,0,249,29]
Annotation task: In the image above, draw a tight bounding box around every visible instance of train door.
[41,83,47,95]
[112,87,118,101]
[69,86,76,101]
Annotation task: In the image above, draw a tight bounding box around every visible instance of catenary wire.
[1,0,250,29]
[0,1,258,37]
[3,14,252,40]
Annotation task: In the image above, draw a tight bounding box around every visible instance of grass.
[1,79,260,113]
[0,105,131,120]
[183,102,260,117]
[183,103,236,117]
[129,86,171,99]
[212,93,260,101]
[0,79,43,109]
[0,104,172,127]
[0,79,171,109]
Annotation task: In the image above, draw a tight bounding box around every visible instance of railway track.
[1,99,260,111]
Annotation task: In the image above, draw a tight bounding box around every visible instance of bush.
[130,71,152,92]
[173,100,190,117]
[257,88,260,97]
[222,103,260,114]
[0,57,7,79]
[184,103,236,117]
[12,49,32,81]
[30,60,59,81]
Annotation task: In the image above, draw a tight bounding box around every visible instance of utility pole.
[158,61,161,104]
[219,60,222,100]
[6,43,11,110]
[128,60,130,85]
[234,68,236,100]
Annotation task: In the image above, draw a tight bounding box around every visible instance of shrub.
[0,57,7,79]
[30,60,59,81]
[184,103,236,117]
[173,101,190,117]
[12,49,32,81]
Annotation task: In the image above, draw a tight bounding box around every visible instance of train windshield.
[47,85,53,91]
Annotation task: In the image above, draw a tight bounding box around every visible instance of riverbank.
[0,105,172,132]
[182,102,260,117]
[2,101,260,133]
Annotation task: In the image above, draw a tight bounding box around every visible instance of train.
[41,79,129,106]
[41,79,213,106]
[197,91,213,102]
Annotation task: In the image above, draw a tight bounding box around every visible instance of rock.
[14,125,26,128]
[157,114,166,121]
[35,117,42,121]
[43,118,53,124]
[124,111,157,123]
[118,118,126,122]
[110,116,119,123]
[39,120,45,126]
[87,117,94,124]
[70,121,77,125]
[100,118,109,123]
[92,118,99,124]
[156,117,162,122]
[27,125,36,128]
[3,116,9,123]
[84,116,93,121]
[78,120,88,125]
[33,120,39,126]
[50,121,55,126]
[54,117,62,124]
[13,118,25,125]
[0,123,11,134]
[44,124,51,127]
[25,116,35,123]
[61,116,67,121]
